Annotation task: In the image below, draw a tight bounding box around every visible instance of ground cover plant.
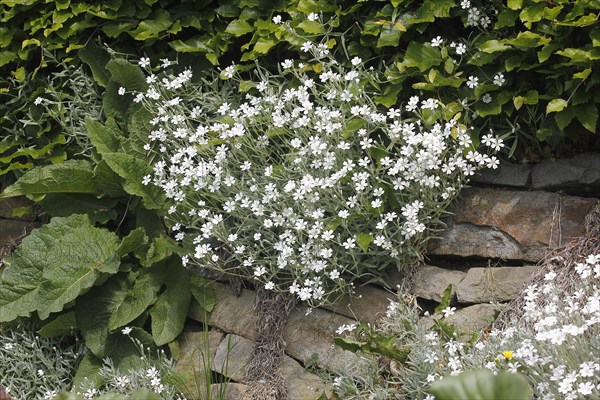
[0,0,598,398]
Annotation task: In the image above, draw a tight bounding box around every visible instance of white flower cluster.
[382,254,600,399]
[136,46,501,305]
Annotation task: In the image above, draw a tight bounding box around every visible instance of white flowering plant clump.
[334,254,600,399]
[133,41,502,306]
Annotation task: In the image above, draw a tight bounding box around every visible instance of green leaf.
[101,153,165,209]
[150,258,191,346]
[298,20,325,34]
[376,25,401,48]
[0,160,97,200]
[39,193,118,224]
[71,352,103,390]
[76,276,158,366]
[190,274,216,312]
[39,311,78,337]
[507,0,523,10]
[554,107,575,130]
[253,37,277,54]
[573,68,592,80]
[106,59,148,92]
[574,103,598,132]
[476,99,502,117]
[403,42,441,72]
[479,40,512,53]
[225,19,253,37]
[85,118,122,154]
[546,98,568,114]
[0,215,120,322]
[107,270,161,331]
[356,232,374,252]
[429,370,532,400]
[435,284,454,314]
[129,16,172,41]
[79,42,111,87]
[118,228,149,258]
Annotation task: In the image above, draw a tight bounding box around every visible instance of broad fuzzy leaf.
[101,152,165,209]
[0,214,120,322]
[403,42,442,72]
[105,58,148,92]
[0,160,97,200]
[150,258,191,346]
[429,369,532,400]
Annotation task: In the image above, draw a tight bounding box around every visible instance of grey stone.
[428,188,597,262]
[189,282,371,377]
[532,154,600,196]
[456,265,537,304]
[411,265,466,303]
[323,284,396,323]
[175,330,224,400]
[446,303,503,335]
[472,161,531,188]
[212,334,331,400]
[209,383,251,400]
[0,219,40,251]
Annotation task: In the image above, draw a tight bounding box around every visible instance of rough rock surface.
[175,331,224,399]
[472,162,531,188]
[456,265,537,304]
[428,188,596,261]
[446,303,503,333]
[212,334,331,400]
[411,265,466,303]
[532,154,600,196]
[323,284,396,323]
[189,282,369,376]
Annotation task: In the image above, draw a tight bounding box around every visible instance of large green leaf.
[105,58,148,92]
[429,370,532,400]
[85,118,122,155]
[76,275,158,367]
[38,193,119,224]
[403,42,442,72]
[0,214,120,322]
[190,274,216,312]
[107,269,162,331]
[101,152,165,209]
[150,258,191,346]
[0,160,97,200]
[117,227,149,258]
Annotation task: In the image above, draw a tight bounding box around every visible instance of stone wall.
[1,155,598,399]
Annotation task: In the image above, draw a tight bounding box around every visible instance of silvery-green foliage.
[0,324,83,400]
[133,42,502,306]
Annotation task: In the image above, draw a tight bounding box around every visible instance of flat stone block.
[411,265,466,303]
[456,265,537,304]
[428,188,596,262]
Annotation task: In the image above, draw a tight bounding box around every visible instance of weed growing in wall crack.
[133,42,502,306]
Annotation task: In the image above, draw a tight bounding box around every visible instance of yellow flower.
[502,350,514,360]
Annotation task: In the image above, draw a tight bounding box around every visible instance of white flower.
[544,271,557,281]
[442,306,456,318]
[461,0,471,9]
[37,369,44,378]
[493,73,506,86]
[342,237,356,250]
[482,93,492,103]
[351,56,362,66]
[281,59,294,69]
[272,15,282,24]
[307,12,319,21]
[301,41,313,52]
[138,57,150,68]
[265,281,275,290]
[223,65,235,79]
[431,36,443,47]
[121,326,132,335]
[466,76,479,88]
[455,43,467,55]
[4,343,14,350]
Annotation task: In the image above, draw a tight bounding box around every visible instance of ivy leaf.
[479,40,512,53]
[225,19,253,37]
[298,20,325,34]
[546,98,568,114]
[149,258,191,346]
[403,42,441,72]
[356,232,374,252]
[574,103,598,132]
[476,100,502,117]
[0,214,120,322]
